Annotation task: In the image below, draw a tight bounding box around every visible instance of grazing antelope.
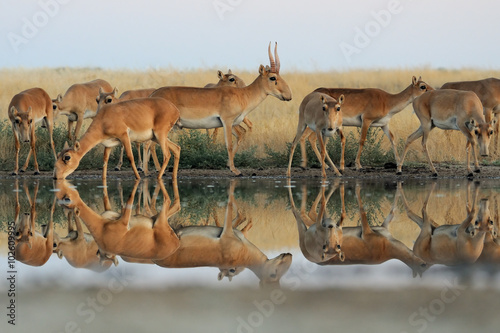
[396,89,496,177]
[13,180,55,267]
[289,180,427,277]
[477,210,499,264]
[441,77,500,152]
[400,181,493,266]
[154,180,292,288]
[204,69,252,142]
[287,92,344,178]
[314,76,433,171]
[53,207,117,271]
[53,79,113,141]
[8,87,57,175]
[150,42,292,176]
[55,179,181,262]
[53,97,181,180]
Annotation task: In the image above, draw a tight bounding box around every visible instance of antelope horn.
[275,42,280,74]
[268,42,276,73]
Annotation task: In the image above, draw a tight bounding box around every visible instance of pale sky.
[1,0,499,72]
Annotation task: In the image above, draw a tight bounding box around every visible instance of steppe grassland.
[1,67,500,162]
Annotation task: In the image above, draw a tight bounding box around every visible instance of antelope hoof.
[467,172,474,180]
[34,171,40,175]
[137,167,143,172]
[20,169,25,173]
[432,173,438,178]
[11,172,18,176]
[114,167,121,171]
[474,169,481,173]
[396,171,402,175]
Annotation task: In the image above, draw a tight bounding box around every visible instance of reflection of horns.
[268,42,280,73]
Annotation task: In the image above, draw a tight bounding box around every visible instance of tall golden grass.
[2,67,500,163]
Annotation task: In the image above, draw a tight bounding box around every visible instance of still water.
[2,177,499,291]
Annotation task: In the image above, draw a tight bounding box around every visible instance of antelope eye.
[475,220,479,226]
[53,104,57,110]
[322,106,327,111]
[269,76,276,81]
[336,107,341,111]
[490,220,494,225]
[475,130,479,135]
[229,78,235,82]
[420,85,426,90]
[29,119,33,124]
[96,97,100,103]
[15,119,20,124]
[63,155,71,161]
[105,97,113,104]
[490,130,494,135]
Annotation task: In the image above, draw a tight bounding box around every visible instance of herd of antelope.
[7,42,500,179]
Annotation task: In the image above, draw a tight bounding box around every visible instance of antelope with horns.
[150,42,292,176]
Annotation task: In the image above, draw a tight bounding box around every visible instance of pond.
[2,177,500,332]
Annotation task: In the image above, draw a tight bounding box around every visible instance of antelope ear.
[320,95,327,104]
[217,70,223,80]
[339,251,345,262]
[74,141,81,152]
[491,117,498,126]
[338,94,345,105]
[259,64,266,75]
[57,94,63,102]
[228,69,233,74]
[466,118,477,131]
[217,271,224,281]
[74,208,80,216]
[63,141,70,150]
[412,76,418,86]
[9,106,17,116]
[57,250,63,259]
[99,87,103,94]
[113,256,119,266]
[27,106,32,115]
[112,87,119,97]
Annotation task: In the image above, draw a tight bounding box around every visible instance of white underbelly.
[181,116,223,129]
[129,129,154,142]
[432,118,459,130]
[101,138,121,148]
[83,109,97,119]
[342,116,363,127]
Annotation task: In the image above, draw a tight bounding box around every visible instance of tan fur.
[314,76,433,170]
[287,92,344,178]
[53,79,113,141]
[289,180,427,277]
[55,180,181,261]
[8,87,57,175]
[154,181,292,287]
[397,89,496,176]
[150,43,292,176]
[13,180,55,267]
[53,97,181,180]
[441,78,500,152]
[401,182,493,267]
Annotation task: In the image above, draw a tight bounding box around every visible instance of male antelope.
[441,77,500,152]
[53,97,181,180]
[154,180,292,288]
[400,181,493,266]
[205,69,252,143]
[56,180,181,262]
[53,79,113,141]
[396,89,495,177]
[314,76,432,171]
[13,180,55,267]
[287,92,344,178]
[289,180,427,277]
[8,87,57,175]
[150,43,292,176]
[53,207,117,271]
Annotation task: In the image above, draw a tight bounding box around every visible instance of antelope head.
[258,42,292,102]
[216,69,246,87]
[9,106,34,142]
[468,198,494,237]
[217,267,245,281]
[52,94,63,118]
[96,87,119,110]
[255,253,292,289]
[14,213,34,249]
[411,76,434,98]
[468,118,495,157]
[53,141,82,180]
[321,94,344,136]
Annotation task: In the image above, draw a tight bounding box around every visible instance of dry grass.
[2,67,500,164]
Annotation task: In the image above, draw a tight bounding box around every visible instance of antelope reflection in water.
[55,179,181,262]
[289,180,427,277]
[401,181,494,267]
[153,180,293,288]
[13,180,55,267]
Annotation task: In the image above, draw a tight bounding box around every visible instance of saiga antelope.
[53,97,181,180]
[396,89,495,177]
[150,42,292,176]
[56,179,181,262]
[289,180,427,277]
[314,76,433,171]
[204,69,253,142]
[287,92,344,178]
[8,87,57,175]
[52,79,113,141]
[154,180,292,288]
[400,181,493,266]
[441,77,500,152]
[53,207,117,271]
[13,180,56,267]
